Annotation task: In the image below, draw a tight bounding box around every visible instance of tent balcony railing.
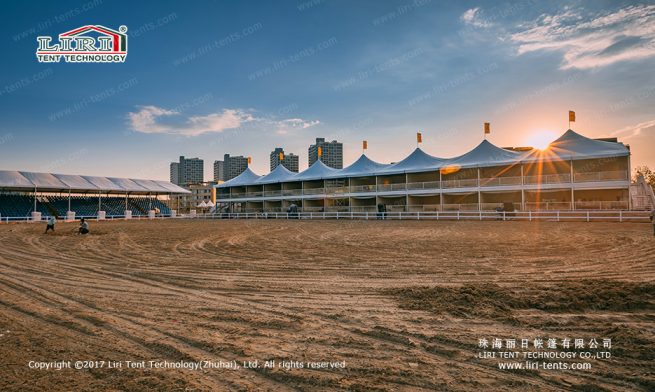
[350,185,376,193]
[573,171,628,182]
[406,181,440,190]
[524,201,572,210]
[281,189,303,196]
[303,188,325,195]
[325,186,348,194]
[441,178,479,188]
[574,201,629,210]
[524,173,571,184]
[263,190,282,197]
[377,183,407,192]
[479,176,522,187]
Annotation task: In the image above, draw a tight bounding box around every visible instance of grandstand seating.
[0,193,173,219]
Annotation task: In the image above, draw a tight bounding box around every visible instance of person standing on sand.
[45,216,56,233]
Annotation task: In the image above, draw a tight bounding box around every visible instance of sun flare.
[525,130,558,150]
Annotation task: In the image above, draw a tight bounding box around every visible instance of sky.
[1,0,654,181]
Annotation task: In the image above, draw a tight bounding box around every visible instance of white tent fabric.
[214,130,629,188]
[292,160,338,181]
[521,129,629,162]
[53,174,99,190]
[334,155,389,178]
[256,164,295,184]
[82,175,125,192]
[154,180,189,193]
[0,171,35,188]
[446,140,522,168]
[378,148,445,174]
[108,177,150,192]
[20,172,69,189]
[0,170,189,193]
[197,201,208,207]
[131,179,171,193]
[219,167,262,187]
[205,200,215,207]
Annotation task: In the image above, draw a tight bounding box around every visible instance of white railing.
[350,184,376,193]
[441,178,479,188]
[406,181,440,190]
[574,171,628,182]
[524,173,571,184]
[4,210,648,223]
[574,201,629,210]
[524,202,572,210]
[191,210,650,222]
[303,188,325,195]
[480,176,522,187]
[281,189,303,196]
[377,183,407,192]
[263,190,282,197]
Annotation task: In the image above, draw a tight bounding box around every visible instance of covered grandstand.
[0,171,190,221]
[216,129,633,213]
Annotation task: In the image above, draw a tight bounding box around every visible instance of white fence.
[2,211,650,223]
[191,210,650,222]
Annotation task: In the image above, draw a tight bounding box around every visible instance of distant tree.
[633,165,655,189]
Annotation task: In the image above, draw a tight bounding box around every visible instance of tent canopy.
[214,129,629,188]
[218,167,261,188]
[0,170,190,194]
[292,160,338,181]
[335,154,389,178]
[256,164,295,184]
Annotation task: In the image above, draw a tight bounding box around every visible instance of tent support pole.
[68,188,71,212]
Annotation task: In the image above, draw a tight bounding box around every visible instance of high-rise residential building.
[270,147,299,173]
[213,160,225,182]
[223,154,249,180]
[170,156,204,186]
[169,162,180,185]
[308,137,343,169]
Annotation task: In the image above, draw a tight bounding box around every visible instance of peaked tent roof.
[522,129,630,162]
[217,167,262,188]
[20,172,69,189]
[293,160,338,181]
[81,175,126,192]
[445,140,522,168]
[378,148,445,174]
[0,170,189,193]
[0,171,34,188]
[334,154,389,178]
[256,164,296,184]
[53,174,99,190]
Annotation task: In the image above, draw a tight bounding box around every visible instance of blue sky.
[1,0,654,180]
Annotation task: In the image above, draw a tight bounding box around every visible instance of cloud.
[611,119,655,139]
[460,7,492,28]
[509,5,655,69]
[275,118,320,135]
[128,106,319,137]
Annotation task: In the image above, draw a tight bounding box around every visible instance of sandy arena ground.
[0,219,654,391]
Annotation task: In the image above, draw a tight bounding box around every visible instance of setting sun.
[525,130,558,150]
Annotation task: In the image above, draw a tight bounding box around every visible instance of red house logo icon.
[36,25,128,63]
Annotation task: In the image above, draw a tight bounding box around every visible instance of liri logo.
[36,25,128,63]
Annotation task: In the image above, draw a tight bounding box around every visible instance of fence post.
[529,211,532,221]
[619,210,622,223]
[479,210,482,221]
[502,211,506,221]
[557,211,560,222]
[586,211,590,222]
[457,211,460,221]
